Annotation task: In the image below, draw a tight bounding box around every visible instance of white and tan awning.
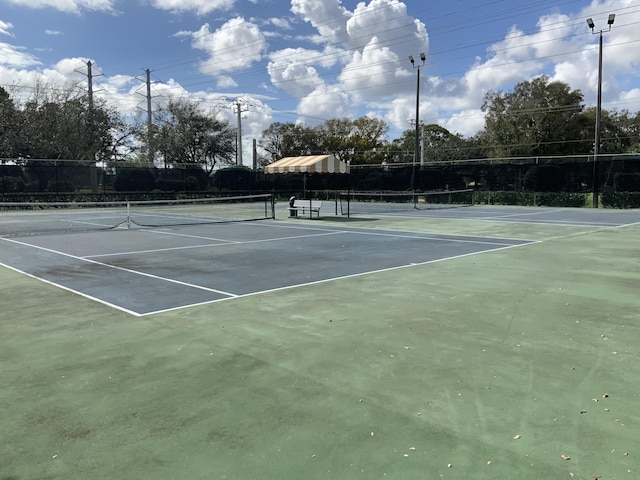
[263,155,350,174]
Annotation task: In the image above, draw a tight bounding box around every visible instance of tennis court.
[0,219,535,316]
[1,201,639,480]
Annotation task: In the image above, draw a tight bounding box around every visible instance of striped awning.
[263,155,350,174]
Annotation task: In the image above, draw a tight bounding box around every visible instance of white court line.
[1,237,238,297]
[1,227,539,317]
[85,230,346,258]
[347,229,527,246]
[614,220,640,229]
[394,214,620,228]
[476,208,566,219]
[85,227,525,259]
[143,240,540,316]
[202,218,538,244]
[0,260,143,317]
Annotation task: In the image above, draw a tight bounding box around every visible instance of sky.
[1,0,640,163]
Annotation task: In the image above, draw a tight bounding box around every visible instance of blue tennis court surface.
[0,220,534,316]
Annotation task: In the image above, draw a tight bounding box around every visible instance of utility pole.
[76,60,102,111]
[87,61,94,111]
[136,69,158,167]
[76,60,103,192]
[234,100,250,166]
[146,69,153,167]
[252,139,258,170]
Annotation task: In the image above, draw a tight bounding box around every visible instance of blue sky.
[1,0,639,162]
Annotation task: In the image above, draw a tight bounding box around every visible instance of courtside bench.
[290,199,323,218]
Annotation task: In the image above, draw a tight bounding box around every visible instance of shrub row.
[473,191,588,207]
[601,192,640,208]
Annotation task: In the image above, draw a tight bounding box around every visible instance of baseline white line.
[434,216,619,228]
[347,229,528,246]
[1,237,237,297]
[235,218,539,244]
[365,211,621,228]
[614,220,640,229]
[0,261,143,317]
[477,209,566,219]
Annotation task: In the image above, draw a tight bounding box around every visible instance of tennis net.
[0,193,275,236]
[339,189,474,216]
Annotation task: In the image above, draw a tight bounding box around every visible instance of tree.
[14,85,118,192]
[154,98,236,174]
[20,97,112,160]
[260,117,389,165]
[259,122,320,161]
[388,124,481,164]
[0,87,21,158]
[481,76,586,157]
[316,117,388,164]
[596,109,640,154]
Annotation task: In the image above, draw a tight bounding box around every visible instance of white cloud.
[3,0,116,13]
[268,18,293,30]
[267,47,330,99]
[217,75,238,89]
[189,18,266,77]
[297,84,350,124]
[0,42,41,68]
[150,0,234,15]
[0,20,15,37]
[345,0,426,51]
[442,110,485,138]
[338,39,407,102]
[275,0,428,132]
[45,30,63,36]
[290,0,352,45]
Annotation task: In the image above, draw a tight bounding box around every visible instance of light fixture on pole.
[587,13,615,208]
[409,52,426,207]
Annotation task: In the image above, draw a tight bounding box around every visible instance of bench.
[291,200,323,218]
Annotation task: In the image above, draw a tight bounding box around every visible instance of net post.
[126,201,131,229]
[269,194,275,219]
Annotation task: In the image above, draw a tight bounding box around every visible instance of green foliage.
[260,117,389,166]
[114,168,156,192]
[481,76,587,157]
[154,98,236,173]
[473,191,587,207]
[601,191,640,208]
[534,192,587,207]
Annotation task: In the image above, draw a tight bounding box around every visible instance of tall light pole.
[409,53,426,205]
[587,13,615,208]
